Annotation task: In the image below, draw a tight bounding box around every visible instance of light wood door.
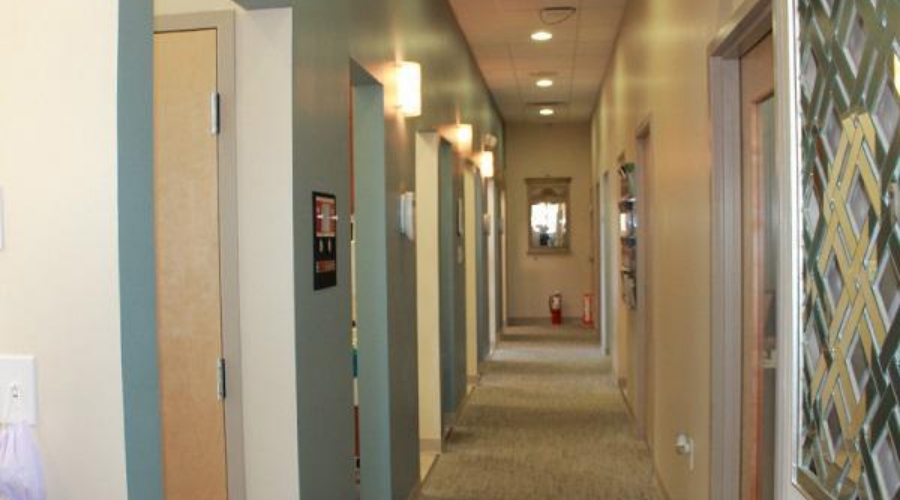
[154,28,228,500]
[740,32,776,500]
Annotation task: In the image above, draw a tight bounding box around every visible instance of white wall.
[0,1,128,498]
[233,9,298,500]
[153,2,299,498]
[506,123,594,320]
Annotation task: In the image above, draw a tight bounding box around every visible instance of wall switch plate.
[398,191,416,241]
[0,355,37,425]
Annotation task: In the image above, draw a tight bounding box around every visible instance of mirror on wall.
[526,177,571,254]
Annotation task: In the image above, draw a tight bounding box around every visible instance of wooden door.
[154,28,228,500]
[740,32,776,500]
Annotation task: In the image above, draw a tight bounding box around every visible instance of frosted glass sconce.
[396,62,422,117]
[477,151,495,178]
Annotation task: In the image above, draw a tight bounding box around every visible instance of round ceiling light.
[530,30,553,42]
[539,108,555,116]
[536,79,554,88]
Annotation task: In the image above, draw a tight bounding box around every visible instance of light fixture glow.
[455,124,473,150]
[539,108,555,116]
[478,151,495,178]
[530,30,553,42]
[536,79,554,88]
[396,61,422,117]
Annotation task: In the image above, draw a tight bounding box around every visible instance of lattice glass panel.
[798,0,900,498]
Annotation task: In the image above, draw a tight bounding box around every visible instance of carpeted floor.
[420,326,660,500]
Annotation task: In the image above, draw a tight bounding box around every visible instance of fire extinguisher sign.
[313,192,337,290]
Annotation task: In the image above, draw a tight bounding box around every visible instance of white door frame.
[772,0,802,498]
[601,171,620,380]
[708,0,802,498]
[154,12,246,500]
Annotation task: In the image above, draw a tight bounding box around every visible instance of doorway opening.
[153,12,245,500]
[635,121,654,445]
[350,61,394,500]
[709,1,775,497]
[439,140,469,436]
[599,171,617,365]
[415,132,452,480]
[487,178,499,355]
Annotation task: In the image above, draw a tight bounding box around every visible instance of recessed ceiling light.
[536,79,554,88]
[539,108,555,116]
[531,31,553,42]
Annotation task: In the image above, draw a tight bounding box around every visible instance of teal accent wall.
[209,0,501,497]
[439,143,467,420]
[476,176,490,362]
[353,81,394,500]
[117,0,164,498]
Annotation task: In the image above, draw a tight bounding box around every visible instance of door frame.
[414,131,445,457]
[634,118,654,444]
[154,11,246,499]
[708,0,802,498]
[599,172,617,366]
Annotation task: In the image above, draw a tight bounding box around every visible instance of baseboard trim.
[617,385,673,500]
[652,463,673,500]
[420,438,442,454]
[408,454,441,500]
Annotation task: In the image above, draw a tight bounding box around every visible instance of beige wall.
[592,0,749,498]
[415,133,442,444]
[465,169,479,377]
[0,1,128,498]
[506,123,593,320]
[153,3,299,498]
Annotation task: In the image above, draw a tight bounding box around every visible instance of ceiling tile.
[448,0,627,123]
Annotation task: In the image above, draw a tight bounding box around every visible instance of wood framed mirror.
[526,177,571,254]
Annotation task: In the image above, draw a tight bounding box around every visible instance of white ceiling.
[448,0,627,124]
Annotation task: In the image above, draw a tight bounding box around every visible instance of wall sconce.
[396,61,422,117]
[477,151,495,178]
[439,123,473,155]
[454,124,473,151]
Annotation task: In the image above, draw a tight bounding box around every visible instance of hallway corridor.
[421,326,660,500]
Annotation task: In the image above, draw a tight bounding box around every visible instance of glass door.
[797,0,900,498]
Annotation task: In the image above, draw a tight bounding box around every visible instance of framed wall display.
[313,192,337,290]
[618,163,637,309]
[526,177,571,254]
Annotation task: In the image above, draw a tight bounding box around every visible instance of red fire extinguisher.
[549,292,563,325]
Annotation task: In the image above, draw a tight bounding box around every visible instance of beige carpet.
[420,326,660,500]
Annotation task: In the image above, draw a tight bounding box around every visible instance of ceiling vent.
[539,7,577,25]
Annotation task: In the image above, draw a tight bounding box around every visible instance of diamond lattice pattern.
[799,0,900,499]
